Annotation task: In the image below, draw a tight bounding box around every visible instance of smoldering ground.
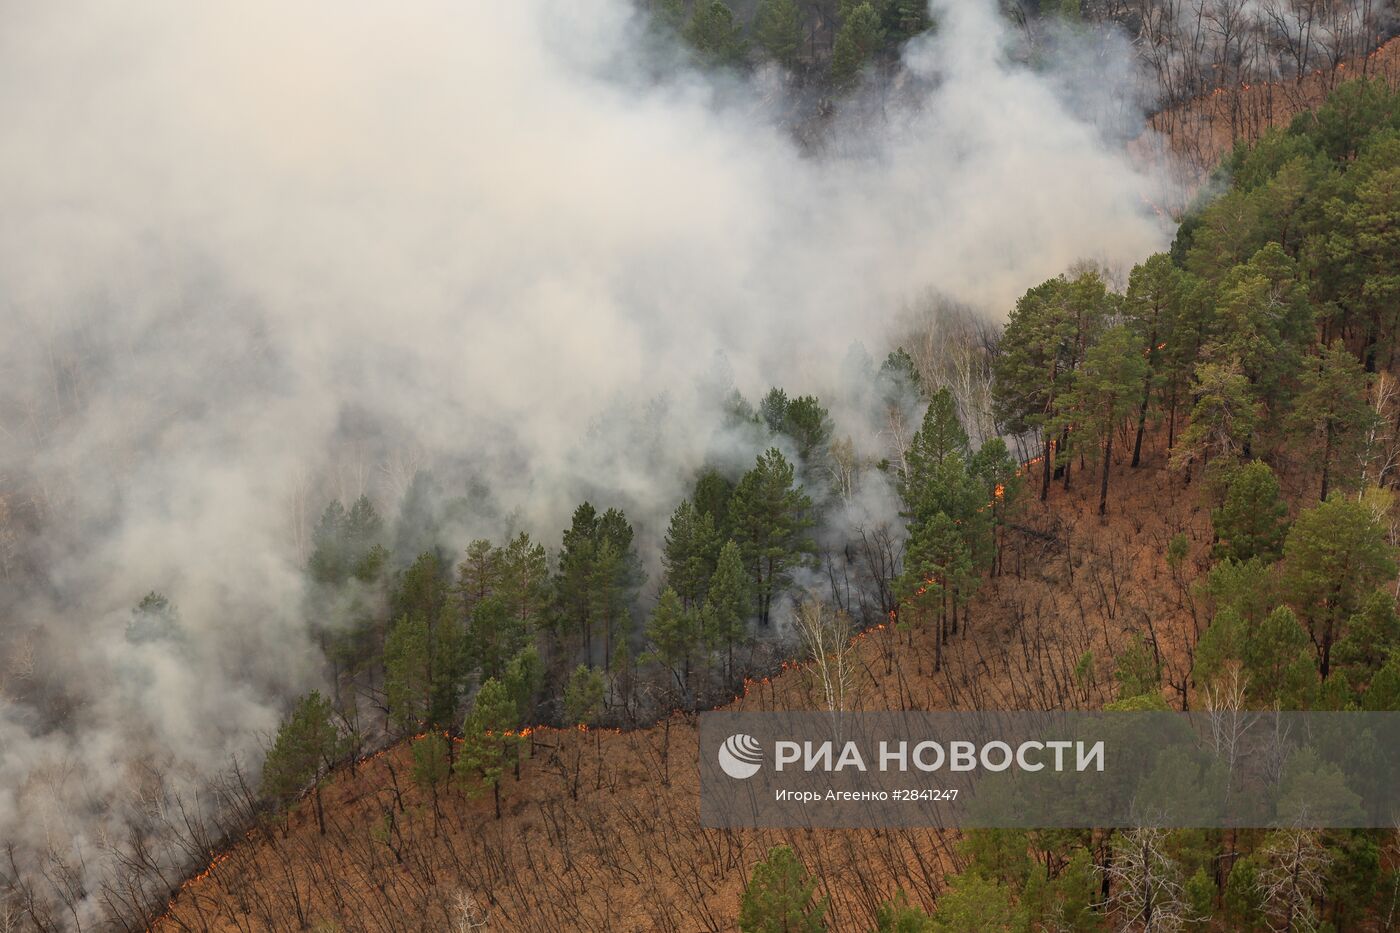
[0,0,1169,924]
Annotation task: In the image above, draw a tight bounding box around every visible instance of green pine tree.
[738,845,828,932]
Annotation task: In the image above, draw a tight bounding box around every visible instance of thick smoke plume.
[0,0,1168,923]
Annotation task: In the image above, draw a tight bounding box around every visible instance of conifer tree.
[729,448,815,627]
[738,845,828,932]
[562,664,606,726]
[1211,460,1289,563]
[831,2,883,87]
[663,499,720,610]
[754,0,802,69]
[704,539,750,680]
[1290,339,1376,501]
[1056,325,1147,516]
[644,586,699,697]
[456,678,519,819]
[1282,495,1396,679]
[684,1,748,67]
[261,691,344,835]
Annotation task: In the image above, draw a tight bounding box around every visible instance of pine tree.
[993,272,1111,500]
[704,539,750,680]
[693,467,736,538]
[663,499,720,610]
[1205,244,1313,424]
[896,512,971,672]
[496,532,550,635]
[644,587,699,697]
[1056,325,1147,516]
[410,731,451,829]
[900,388,970,513]
[969,437,1022,576]
[684,1,748,67]
[562,664,606,725]
[830,2,883,87]
[555,502,600,658]
[455,678,519,819]
[753,0,802,68]
[1282,495,1396,679]
[261,691,344,835]
[503,644,544,724]
[1170,359,1260,476]
[1333,588,1400,692]
[308,500,349,585]
[1211,460,1289,563]
[729,448,815,627]
[384,613,430,732]
[1289,339,1376,501]
[738,845,828,932]
[1123,254,1186,466]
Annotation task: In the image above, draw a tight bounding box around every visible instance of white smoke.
[0,0,1169,923]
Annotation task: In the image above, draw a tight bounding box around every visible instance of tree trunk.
[1321,420,1333,502]
[1099,429,1113,517]
[1132,378,1151,467]
[1041,433,1052,501]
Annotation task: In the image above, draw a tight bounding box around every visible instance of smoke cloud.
[0,0,1168,922]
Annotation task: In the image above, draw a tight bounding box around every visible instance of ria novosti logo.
[717,733,763,779]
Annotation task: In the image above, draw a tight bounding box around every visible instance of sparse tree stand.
[261,691,346,837]
[738,845,828,933]
[1057,325,1147,517]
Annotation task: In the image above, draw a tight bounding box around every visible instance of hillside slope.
[156,452,1211,932]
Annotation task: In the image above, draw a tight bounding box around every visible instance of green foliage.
[384,613,431,731]
[703,538,751,672]
[663,499,720,610]
[693,467,736,536]
[1362,655,1400,710]
[644,587,700,695]
[1171,358,1259,473]
[126,591,182,644]
[1282,495,1396,678]
[1289,340,1376,500]
[753,0,802,68]
[555,502,641,664]
[1114,634,1161,700]
[1211,460,1289,563]
[729,448,815,627]
[309,495,387,585]
[684,1,748,67]
[1290,77,1400,163]
[874,890,933,930]
[1333,588,1400,691]
[831,2,883,87]
[1184,866,1214,921]
[961,830,1030,887]
[927,870,1025,931]
[1056,324,1147,514]
[261,691,344,805]
[455,678,520,815]
[649,0,687,33]
[503,644,544,723]
[993,270,1113,498]
[409,731,451,794]
[738,845,828,932]
[562,664,605,725]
